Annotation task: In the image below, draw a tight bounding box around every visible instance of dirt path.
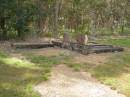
[34,65,125,97]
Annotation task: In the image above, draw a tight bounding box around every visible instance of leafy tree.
[0,0,130,40]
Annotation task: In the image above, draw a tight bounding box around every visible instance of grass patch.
[29,56,59,66]
[91,51,130,97]
[0,57,35,68]
[89,38,130,97]
[0,51,8,58]
[27,54,73,79]
[65,62,94,72]
[99,38,130,48]
[0,51,55,97]
[66,63,82,71]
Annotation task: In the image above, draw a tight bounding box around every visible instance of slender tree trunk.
[53,0,60,38]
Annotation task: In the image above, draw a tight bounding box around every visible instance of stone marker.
[63,32,70,43]
[76,34,88,45]
[62,32,71,48]
[84,35,88,45]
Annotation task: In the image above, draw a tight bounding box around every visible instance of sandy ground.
[34,65,125,97]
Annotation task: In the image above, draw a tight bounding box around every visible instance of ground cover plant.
[0,51,50,97]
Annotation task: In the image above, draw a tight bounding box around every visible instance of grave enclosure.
[12,34,124,55]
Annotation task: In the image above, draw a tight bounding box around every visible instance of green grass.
[100,38,130,48]
[91,52,130,97]
[91,38,130,97]
[66,63,82,71]
[0,51,53,97]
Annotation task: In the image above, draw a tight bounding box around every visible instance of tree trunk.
[53,0,60,38]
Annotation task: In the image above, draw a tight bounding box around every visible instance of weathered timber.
[51,40,63,47]
[86,44,113,48]
[12,40,124,55]
[87,47,124,54]
[11,42,54,49]
[51,40,124,54]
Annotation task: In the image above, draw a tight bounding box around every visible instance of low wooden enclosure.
[52,40,124,54]
[11,42,54,49]
[11,40,124,55]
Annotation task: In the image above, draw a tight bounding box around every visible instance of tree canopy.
[0,0,130,40]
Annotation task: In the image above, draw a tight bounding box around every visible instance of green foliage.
[1,0,130,40]
[0,0,37,40]
[14,1,36,39]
